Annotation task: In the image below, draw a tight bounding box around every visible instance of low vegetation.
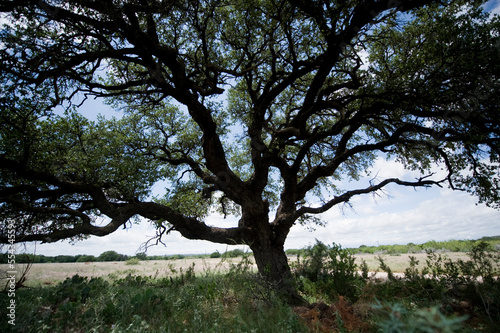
[350,237,500,255]
[2,237,498,265]
[292,240,500,332]
[1,238,499,332]
[285,236,500,257]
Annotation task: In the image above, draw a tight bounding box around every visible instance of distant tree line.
[1,238,498,264]
[0,250,130,264]
[0,248,250,264]
[285,237,500,257]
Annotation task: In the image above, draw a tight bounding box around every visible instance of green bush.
[210,251,222,258]
[374,302,467,333]
[426,241,500,325]
[292,240,364,302]
[166,254,185,260]
[125,258,141,265]
[351,238,500,255]
[285,249,300,256]
[98,250,128,262]
[53,255,77,263]
[370,241,500,331]
[135,252,148,260]
[358,246,377,254]
[76,255,97,262]
[223,249,245,258]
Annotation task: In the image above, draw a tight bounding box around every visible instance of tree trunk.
[249,235,306,305]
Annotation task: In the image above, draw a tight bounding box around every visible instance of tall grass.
[0,263,308,333]
[2,240,499,332]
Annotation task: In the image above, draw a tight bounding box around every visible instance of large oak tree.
[1,0,499,301]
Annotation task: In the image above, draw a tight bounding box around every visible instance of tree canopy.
[1,0,499,297]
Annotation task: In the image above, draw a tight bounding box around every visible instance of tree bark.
[249,229,306,305]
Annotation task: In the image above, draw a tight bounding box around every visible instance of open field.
[1,257,250,287]
[1,252,470,287]
[353,252,468,273]
[1,242,498,332]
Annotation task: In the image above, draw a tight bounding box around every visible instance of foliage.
[373,302,467,333]
[289,239,500,331]
[292,240,365,302]
[76,255,97,263]
[370,241,500,331]
[210,251,222,258]
[125,258,140,266]
[351,237,500,255]
[222,249,247,258]
[0,264,308,333]
[134,252,148,261]
[98,251,128,262]
[1,0,499,296]
[285,249,301,256]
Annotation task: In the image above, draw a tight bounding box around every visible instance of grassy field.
[1,252,470,287]
[1,242,499,332]
[6,257,249,287]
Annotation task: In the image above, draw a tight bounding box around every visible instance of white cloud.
[26,157,500,257]
[484,0,500,17]
[0,13,14,27]
[289,186,500,249]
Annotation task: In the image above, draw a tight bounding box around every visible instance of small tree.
[76,255,97,263]
[1,0,499,302]
[210,251,222,258]
[135,252,148,261]
[98,251,124,262]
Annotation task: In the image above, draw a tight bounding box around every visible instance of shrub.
[374,302,467,333]
[371,241,500,330]
[76,255,97,262]
[358,246,377,254]
[285,249,300,256]
[125,258,141,265]
[443,241,500,325]
[166,254,185,260]
[292,240,364,302]
[54,255,77,263]
[223,249,245,258]
[210,251,221,258]
[135,252,148,260]
[98,250,127,262]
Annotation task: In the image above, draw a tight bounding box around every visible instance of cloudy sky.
[31,156,500,257]
[10,0,500,257]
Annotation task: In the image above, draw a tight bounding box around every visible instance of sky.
[29,157,500,257]
[7,0,500,257]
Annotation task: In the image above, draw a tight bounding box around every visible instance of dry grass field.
[1,252,469,287]
[353,252,467,272]
[1,257,251,287]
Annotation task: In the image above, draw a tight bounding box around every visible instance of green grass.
[2,240,499,332]
[1,270,309,333]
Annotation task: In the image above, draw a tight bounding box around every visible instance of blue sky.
[11,0,500,257]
